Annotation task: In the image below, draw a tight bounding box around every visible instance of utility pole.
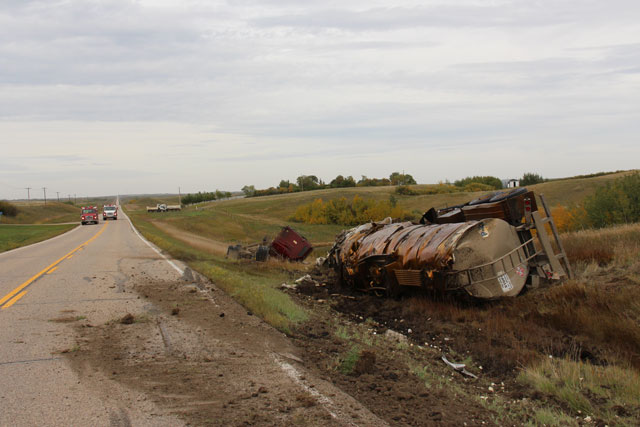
[68,194,71,203]
[25,187,31,202]
[178,187,181,205]
[42,187,47,206]
[56,191,60,202]
[74,194,77,204]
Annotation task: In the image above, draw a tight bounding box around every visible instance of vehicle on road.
[146,203,182,212]
[81,206,99,225]
[102,204,118,220]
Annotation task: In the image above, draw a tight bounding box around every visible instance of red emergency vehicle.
[81,206,99,225]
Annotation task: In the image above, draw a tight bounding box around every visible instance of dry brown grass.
[405,224,640,373]
[563,223,640,268]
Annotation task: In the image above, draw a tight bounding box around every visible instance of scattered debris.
[441,355,478,379]
[270,226,313,261]
[226,226,313,262]
[384,329,407,343]
[280,283,298,290]
[295,274,316,286]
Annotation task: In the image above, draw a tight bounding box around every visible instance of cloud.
[253,1,640,31]
[1,0,639,199]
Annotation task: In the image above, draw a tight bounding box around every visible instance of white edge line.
[0,224,81,258]
[273,355,341,421]
[119,207,184,276]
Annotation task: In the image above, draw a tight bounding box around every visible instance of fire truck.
[81,206,99,225]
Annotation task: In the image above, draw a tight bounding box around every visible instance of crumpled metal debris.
[441,355,478,379]
[295,274,315,285]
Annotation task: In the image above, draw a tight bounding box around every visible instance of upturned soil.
[67,272,386,426]
[66,261,635,426]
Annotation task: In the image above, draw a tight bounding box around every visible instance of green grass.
[337,345,361,375]
[127,212,308,332]
[0,224,78,252]
[526,407,577,427]
[526,170,636,208]
[519,357,640,424]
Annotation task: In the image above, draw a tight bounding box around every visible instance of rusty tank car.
[327,188,572,299]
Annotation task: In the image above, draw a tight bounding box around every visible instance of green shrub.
[454,175,503,189]
[422,183,459,194]
[395,185,418,195]
[338,346,361,375]
[182,191,217,205]
[463,182,494,192]
[584,172,640,228]
[521,172,545,186]
[0,201,18,217]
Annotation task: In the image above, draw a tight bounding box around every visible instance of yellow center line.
[46,267,58,275]
[2,291,28,310]
[0,222,108,309]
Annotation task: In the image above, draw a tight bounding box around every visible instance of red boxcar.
[270,226,313,261]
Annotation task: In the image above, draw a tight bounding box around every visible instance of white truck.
[146,204,182,213]
[102,204,118,220]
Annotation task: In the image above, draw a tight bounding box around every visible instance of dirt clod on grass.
[119,313,135,324]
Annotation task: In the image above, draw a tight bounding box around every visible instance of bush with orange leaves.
[550,205,588,233]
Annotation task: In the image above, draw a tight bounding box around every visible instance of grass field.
[2,200,103,225]
[123,169,640,337]
[123,170,640,424]
[124,170,634,249]
[0,198,116,251]
[0,224,78,253]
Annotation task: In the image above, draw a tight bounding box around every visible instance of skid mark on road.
[0,357,62,367]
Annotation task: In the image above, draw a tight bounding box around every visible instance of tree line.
[181,190,232,205]
[242,172,417,197]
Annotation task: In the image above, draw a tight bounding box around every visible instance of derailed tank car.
[326,188,572,299]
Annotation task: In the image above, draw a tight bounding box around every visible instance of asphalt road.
[0,213,184,426]
[0,209,387,427]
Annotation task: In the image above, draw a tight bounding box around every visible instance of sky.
[1,0,639,199]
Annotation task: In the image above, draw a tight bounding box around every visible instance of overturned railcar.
[327,189,571,299]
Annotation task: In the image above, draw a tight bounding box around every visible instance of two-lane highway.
[0,215,184,426]
[1,209,388,427]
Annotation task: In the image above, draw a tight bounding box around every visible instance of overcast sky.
[1,0,639,199]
